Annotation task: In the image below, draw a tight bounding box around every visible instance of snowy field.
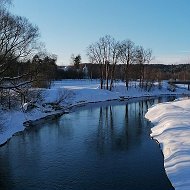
[146,99,190,190]
[50,80,190,105]
[1,79,190,189]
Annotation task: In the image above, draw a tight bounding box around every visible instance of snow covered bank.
[145,99,190,190]
[0,107,65,146]
[0,79,190,147]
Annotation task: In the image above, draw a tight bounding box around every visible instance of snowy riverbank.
[145,98,190,190]
[0,79,190,148]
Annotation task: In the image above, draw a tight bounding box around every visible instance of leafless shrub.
[55,88,74,105]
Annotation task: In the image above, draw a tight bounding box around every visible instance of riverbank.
[145,98,190,190]
[0,79,190,147]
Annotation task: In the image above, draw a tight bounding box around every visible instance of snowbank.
[145,99,190,190]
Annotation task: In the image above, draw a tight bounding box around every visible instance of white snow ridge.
[145,99,190,190]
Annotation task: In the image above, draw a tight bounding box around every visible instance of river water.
[0,97,176,190]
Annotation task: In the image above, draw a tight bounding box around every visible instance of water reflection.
[94,102,149,153]
[0,96,177,190]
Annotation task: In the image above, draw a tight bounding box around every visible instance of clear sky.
[10,0,190,65]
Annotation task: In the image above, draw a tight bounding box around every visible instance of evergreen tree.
[74,55,81,70]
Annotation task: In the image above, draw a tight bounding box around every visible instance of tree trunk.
[109,64,116,91]
[100,64,103,89]
[125,61,129,90]
[106,63,109,90]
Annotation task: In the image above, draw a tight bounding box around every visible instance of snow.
[1,79,190,189]
[145,98,190,190]
[22,102,29,111]
[0,108,48,145]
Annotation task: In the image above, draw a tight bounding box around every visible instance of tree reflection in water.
[95,100,153,154]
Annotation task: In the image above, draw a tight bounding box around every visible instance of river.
[0,97,176,190]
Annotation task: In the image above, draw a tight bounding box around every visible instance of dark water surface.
[0,97,176,190]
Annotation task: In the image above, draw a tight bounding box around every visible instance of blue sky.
[10,0,190,65]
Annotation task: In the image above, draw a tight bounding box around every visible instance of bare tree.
[119,40,135,89]
[135,46,152,88]
[0,11,40,88]
[0,9,41,108]
[0,0,12,8]
[87,35,120,90]
[108,38,120,91]
[87,41,104,89]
